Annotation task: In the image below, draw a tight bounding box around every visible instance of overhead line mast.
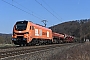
[41,20,48,27]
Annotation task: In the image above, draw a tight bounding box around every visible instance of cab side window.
[30,26,34,30]
[32,26,34,30]
[30,26,31,30]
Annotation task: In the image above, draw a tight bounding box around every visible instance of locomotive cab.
[12,21,32,46]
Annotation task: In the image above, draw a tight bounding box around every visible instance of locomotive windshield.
[15,21,28,31]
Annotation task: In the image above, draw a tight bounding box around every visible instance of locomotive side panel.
[27,22,53,45]
[32,24,52,39]
[31,23,52,39]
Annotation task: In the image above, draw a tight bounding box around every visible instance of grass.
[0,44,15,47]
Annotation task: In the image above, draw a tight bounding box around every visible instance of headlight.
[12,38,16,41]
[26,32,29,34]
[23,38,26,40]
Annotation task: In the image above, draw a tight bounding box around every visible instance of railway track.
[0,43,70,52]
[0,43,79,60]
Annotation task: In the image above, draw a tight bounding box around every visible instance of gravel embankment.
[2,43,83,60]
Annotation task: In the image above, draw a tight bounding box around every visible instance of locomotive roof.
[15,20,51,30]
[30,21,51,31]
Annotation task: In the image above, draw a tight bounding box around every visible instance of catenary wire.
[2,0,56,26]
[12,0,44,19]
[35,0,60,21]
[12,0,55,26]
[2,0,42,20]
[42,0,62,20]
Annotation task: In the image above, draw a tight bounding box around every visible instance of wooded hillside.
[50,19,90,40]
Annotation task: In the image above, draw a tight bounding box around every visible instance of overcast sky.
[0,0,90,33]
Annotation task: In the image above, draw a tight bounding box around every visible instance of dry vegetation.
[51,42,90,60]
